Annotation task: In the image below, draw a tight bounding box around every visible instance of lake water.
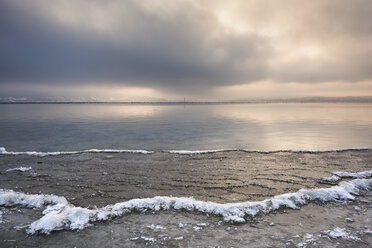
[1,103,372,152]
[1,103,372,246]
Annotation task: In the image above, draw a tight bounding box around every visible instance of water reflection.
[0,104,164,121]
[0,103,371,151]
[214,103,372,124]
[212,103,372,150]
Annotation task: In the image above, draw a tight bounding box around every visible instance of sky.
[1,0,372,101]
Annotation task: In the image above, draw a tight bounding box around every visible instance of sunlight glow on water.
[0,103,372,152]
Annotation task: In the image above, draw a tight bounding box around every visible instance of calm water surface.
[0,103,372,152]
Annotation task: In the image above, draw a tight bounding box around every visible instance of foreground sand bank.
[0,151,371,247]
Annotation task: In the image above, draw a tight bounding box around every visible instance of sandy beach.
[0,150,371,247]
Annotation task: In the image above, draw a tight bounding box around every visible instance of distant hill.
[228,96,372,103]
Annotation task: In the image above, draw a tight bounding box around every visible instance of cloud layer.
[1,0,372,94]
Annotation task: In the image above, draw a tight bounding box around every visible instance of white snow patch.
[321,175,341,182]
[325,227,361,241]
[296,240,314,248]
[174,236,183,240]
[6,167,32,172]
[296,233,316,248]
[358,229,372,235]
[147,224,165,231]
[223,215,245,223]
[196,222,209,227]
[140,236,156,242]
[304,234,313,240]
[0,172,371,235]
[0,147,153,157]
[193,226,202,231]
[0,190,67,209]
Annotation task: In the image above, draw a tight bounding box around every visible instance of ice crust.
[168,149,236,155]
[0,147,153,156]
[169,147,372,155]
[1,147,372,157]
[0,172,371,235]
[321,170,372,182]
[333,170,372,178]
[6,167,32,172]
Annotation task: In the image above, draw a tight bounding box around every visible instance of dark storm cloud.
[1,0,372,93]
[0,0,268,91]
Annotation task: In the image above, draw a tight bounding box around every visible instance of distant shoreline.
[1,96,372,104]
[1,100,372,104]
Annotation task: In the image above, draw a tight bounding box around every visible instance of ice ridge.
[0,174,371,235]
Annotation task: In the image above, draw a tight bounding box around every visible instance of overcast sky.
[1,0,372,101]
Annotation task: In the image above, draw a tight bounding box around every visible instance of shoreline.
[2,146,372,157]
[0,150,371,247]
[1,150,371,205]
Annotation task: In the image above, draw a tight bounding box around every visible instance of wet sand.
[0,151,372,247]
